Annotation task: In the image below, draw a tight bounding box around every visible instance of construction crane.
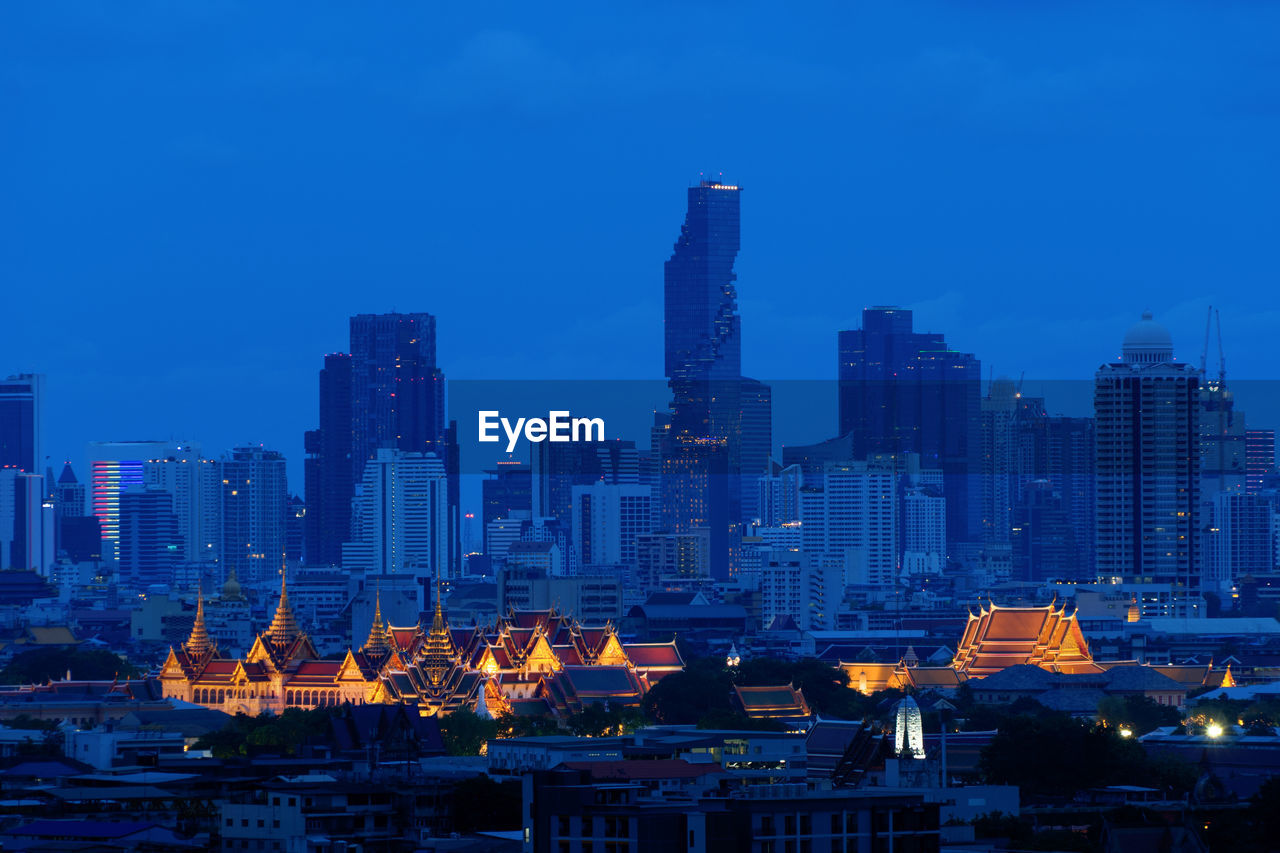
[1200,306,1226,384]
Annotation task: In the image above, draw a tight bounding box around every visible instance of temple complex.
[159,576,683,719]
[949,601,1098,677]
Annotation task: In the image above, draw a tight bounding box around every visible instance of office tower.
[1095,313,1202,617]
[482,463,532,543]
[303,353,353,566]
[485,512,529,566]
[88,440,188,562]
[571,482,653,567]
[1046,415,1096,580]
[799,461,898,587]
[349,313,447,472]
[0,374,44,474]
[118,486,183,588]
[739,377,773,523]
[286,496,306,564]
[837,307,981,549]
[759,549,841,631]
[1205,492,1272,596]
[980,379,1047,548]
[219,445,288,585]
[0,469,52,573]
[660,180,770,577]
[145,450,220,564]
[1010,480,1076,582]
[1246,429,1277,494]
[342,449,449,597]
[757,460,803,527]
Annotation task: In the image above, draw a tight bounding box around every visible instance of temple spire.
[185,589,213,658]
[362,585,390,655]
[267,569,301,649]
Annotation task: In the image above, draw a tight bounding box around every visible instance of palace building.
[159,576,683,719]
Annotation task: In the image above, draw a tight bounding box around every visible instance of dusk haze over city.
[3,3,1280,852]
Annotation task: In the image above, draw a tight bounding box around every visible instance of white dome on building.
[1122,311,1174,365]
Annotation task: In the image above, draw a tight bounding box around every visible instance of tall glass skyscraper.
[0,374,44,474]
[659,180,770,578]
[304,352,353,566]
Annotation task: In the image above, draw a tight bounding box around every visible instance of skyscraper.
[119,486,183,588]
[1246,429,1277,494]
[349,313,447,472]
[1094,313,1202,617]
[342,448,449,602]
[1045,415,1096,579]
[88,440,188,563]
[837,308,981,550]
[659,180,769,577]
[303,352,353,566]
[145,450,220,565]
[219,445,288,585]
[0,374,44,474]
[0,468,51,573]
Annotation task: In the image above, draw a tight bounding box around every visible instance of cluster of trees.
[193,707,338,758]
[438,703,648,756]
[642,655,903,729]
[0,647,139,684]
[978,708,1197,798]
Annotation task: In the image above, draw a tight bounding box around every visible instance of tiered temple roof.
[950,601,1097,677]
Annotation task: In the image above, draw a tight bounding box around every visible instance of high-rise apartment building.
[799,461,898,588]
[1095,313,1202,617]
[0,374,43,475]
[1246,429,1277,494]
[342,449,449,596]
[145,451,220,564]
[571,482,653,568]
[837,308,981,550]
[219,446,288,585]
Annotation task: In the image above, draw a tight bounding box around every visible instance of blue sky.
[4,1,1279,487]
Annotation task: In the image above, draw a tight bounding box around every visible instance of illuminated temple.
[841,601,1099,693]
[159,577,684,718]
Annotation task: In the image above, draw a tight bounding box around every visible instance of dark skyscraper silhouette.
[0,374,43,474]
[349,313,447,472]
[306,313,459,574]
[658,180,770,578]
[837,307,981,550]
[304,353,353,566]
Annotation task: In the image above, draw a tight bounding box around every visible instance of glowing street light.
[1119,727,1133,738]
[1206,723,1224,738]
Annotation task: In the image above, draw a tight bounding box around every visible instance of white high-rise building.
[570,483,653,568]
[343,449,449,589]
[145,450,220,564]
[1095,313,1202,618]
[799,461,897,587]
[0,469,52,575]
[902,488,946,576]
